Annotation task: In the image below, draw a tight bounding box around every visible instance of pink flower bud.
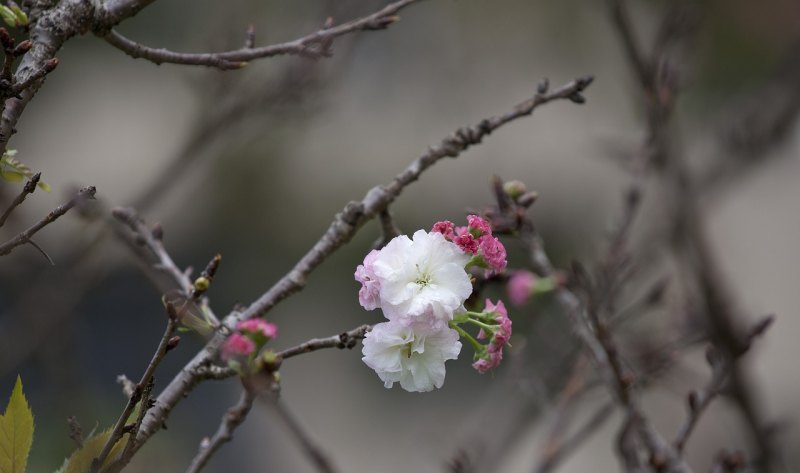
[466,215,492,237]
[237,319,278,341]
[431,220,455,240]
[454,233,479,254]
[507,270,537,306]
[221,333,256,361]
[472,350,503,374]
[478,235,507,273]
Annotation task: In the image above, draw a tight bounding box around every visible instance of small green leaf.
[0,150,52,192]
[0,170,25,183]
[63,428,127,473]
[9,6,27,26]
[0,6,16,27]
[0,376,35,473]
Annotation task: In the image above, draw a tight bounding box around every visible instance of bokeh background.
[1,0,798,471]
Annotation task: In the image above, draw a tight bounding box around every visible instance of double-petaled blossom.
[355,249,382,310]
[362,320,462,392]
[369,230,472,326]
[357,219,513,391]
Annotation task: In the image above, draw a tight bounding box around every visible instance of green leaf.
[0,170,24,183]
[9,6,27,26]
[0,6,16,27]
[0,151,52,192]
[0,376,35,473]
[63,429,126,473]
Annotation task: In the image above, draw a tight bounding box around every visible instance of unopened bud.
[194,276,210,292]
[151,222,163,240]
[0,28,12,49]
[43,58,59,72]
[517,191,539,207]
[13,39,30,56]
[261,350,280,370]
[503,180,526,199]
[165,335,181,352]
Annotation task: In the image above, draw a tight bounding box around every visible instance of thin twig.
[101,0,423,69]
[90,316,177,472]
[277,324,371,360]
[235,75,594,324]
[673,316,774,453]
[533,401,616,473]
[184,387,256,473]
[267,397,340,473]
[111,207,219,328]
[0,172,39,227]
[0,185,95,257]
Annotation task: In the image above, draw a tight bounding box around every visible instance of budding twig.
[0,185,95,258]
[101,0,424,69]
[0,171,39,227]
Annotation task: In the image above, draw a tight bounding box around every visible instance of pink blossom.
[431,221,455,240]
[467,215,492,237]
[507,270,537,306]
[221,333,256,361]
[454,225,469,237]
[472,350,503,374]
[479,235,507,273]
[355,249,382,310]
[237,319,278,341]
[476,299,512,346]
[485,299,512,348]
[454,233,479,254]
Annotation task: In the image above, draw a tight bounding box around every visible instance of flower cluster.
[432,215,507,275]
[356,216,513,392]
[471,300,512,373]
[221,318,278,374]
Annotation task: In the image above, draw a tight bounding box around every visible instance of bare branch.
[236,75,593,323]
[276,324,371,360]
[90,314,177,472]
[185,387,256,473]
[0,171,39,227]
[673,316,774,453]
[101,0,424,69]
[0,185,95,257]
[267,397,340,473]
[111,207,220,328]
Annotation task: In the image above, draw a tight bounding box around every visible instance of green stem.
[450,322,483,352]
[465,318,495,333]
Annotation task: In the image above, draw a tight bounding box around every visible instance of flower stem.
[450,322,483,352]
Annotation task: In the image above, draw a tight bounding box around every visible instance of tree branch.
[276,324,371,360]
[0,184,95,257]
[132,76,594,456]
[90,314,177,472]
[185,387,256,473]
[0,171,39,227]
[101,0,424,69]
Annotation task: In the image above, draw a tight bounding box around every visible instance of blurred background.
[0,0,798,471]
